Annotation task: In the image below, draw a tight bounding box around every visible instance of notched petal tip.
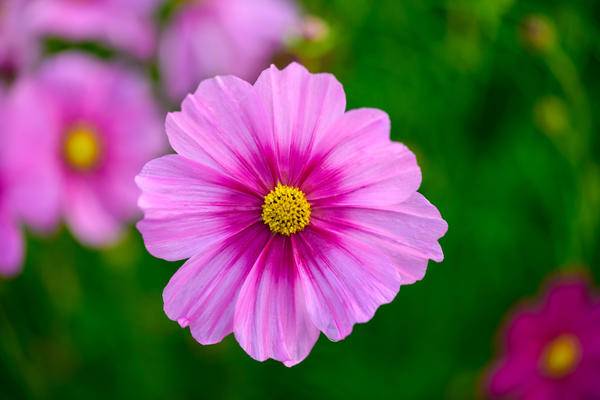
[177,317,190,328]
[260,61,344,94]
[283,357,305,368]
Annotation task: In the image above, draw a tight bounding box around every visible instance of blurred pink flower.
[487,277,600,399]
[6,53,163,247]
[0,83,52,276]
[0,0,38,80]
[159,0,300,101]
[137,63,447,366]
[0,162,24,277]
[28,0,160,58]
[0,88,24,276]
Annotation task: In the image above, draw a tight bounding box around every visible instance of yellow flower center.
[261,183,311,236]
[63,124,102,171]
[541,334,581,378]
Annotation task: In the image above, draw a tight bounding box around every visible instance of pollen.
[541,334,581,378]
[261,183,311,236]
[63,124,102,171]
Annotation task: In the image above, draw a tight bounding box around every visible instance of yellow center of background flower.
[63,124,102,171]
[541,334,581,378]
[261,183,311,236]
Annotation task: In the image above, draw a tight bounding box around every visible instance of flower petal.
[253,63,346,185]
[505,310,546,351]
[163,223,271,345]
[159,11,230,101]
[293,226,402,341]
[488,355,540,399]
[159,0,299,101]
[312,193,447,283]
[569,361,600,399]
[29,1,157,58]
[310,108,391,160]
[166,75,276,193]
[234,237,320,366]
[0,211,23,277]
[543,279,592,326]
[306,140,421,208]
[3,79,62,232]
[136,155,262,261]
[64,180,122,247]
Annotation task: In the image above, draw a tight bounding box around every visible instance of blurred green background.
[2,0,599,398]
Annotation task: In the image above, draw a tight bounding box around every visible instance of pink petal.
[11,168,61,232]
[253,63,346,185]
[543,280,592,326]
[159,0,299,101]
[163,223,271,345]
[505,310,546,351]
[523,383,561,400]
[297,106,421,207]
[488,355,540,398]
[166,75,275,193]
[96,166,142,222]
[0,211,23,277]
[310,108,391,159]
[294,107,391,193]
[29,1,157,58]
[293,227,402,341]
[311,217,427,286]
[216,0,300,82]
[568,362,600,399]
[580,304,600,357]
[159,7,232,101]
[136,155,261,261]
[63,180,123,247]
[312,193,447,284]
[3,79,61,232]
[234,237,320,367]
[306,141,421,208]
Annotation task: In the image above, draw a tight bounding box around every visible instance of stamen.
[261,183,311,236]
[541,334,581,378]
[63,124,102,171]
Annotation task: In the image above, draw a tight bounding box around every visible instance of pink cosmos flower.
[0,0,38,80]
[0,151,24,277]
[28,0,159,58]
[6,53,163,247]
[487,277,600,399]
[137,63,447,366]
[159,0,300,101]
[0,88,24,276]
[0,85,53,276]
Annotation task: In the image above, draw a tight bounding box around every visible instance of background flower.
[487,277,600,399]
[137,63,447,366]
[28,0,160,58]
[159,0,300,101]
[6,53,164,247]
[0,88,23,276]
[0,156,24,277]
[0,0,38,81]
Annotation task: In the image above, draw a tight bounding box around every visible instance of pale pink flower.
[137,63,447,366]
[0,88,24,276]
[0,161,24,277]
[0,85,52,276]
[0,0,38,80]
[6,53,163,247]
[159,0,299,101]
[29,0,160,58]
